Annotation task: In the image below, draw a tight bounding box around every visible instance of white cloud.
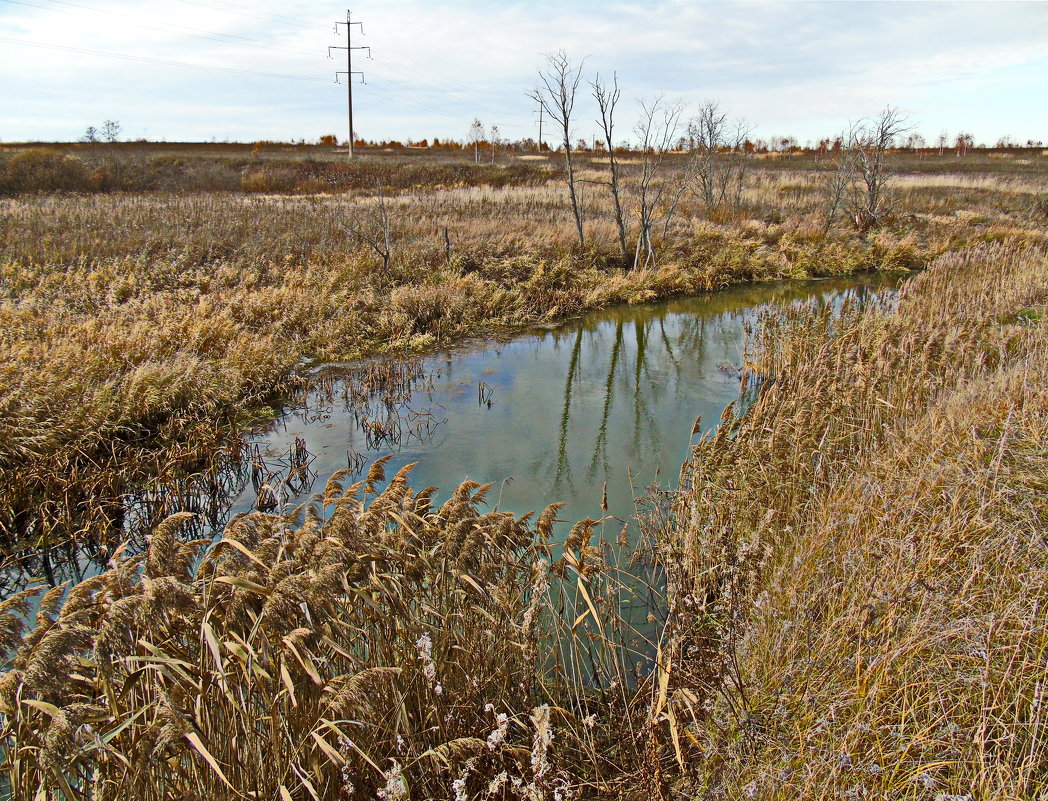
[1,0,1045,144]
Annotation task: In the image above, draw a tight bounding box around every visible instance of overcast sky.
[2,0,1046,146]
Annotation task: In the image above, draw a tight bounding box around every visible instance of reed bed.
[660,242,1048,798]
[0,458,665,800]
[1,239,1045,798]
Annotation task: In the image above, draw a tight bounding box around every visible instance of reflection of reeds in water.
[0,434,323,596]
[250,437,316,513]
[0,430,250,597]
[312,357,448,461]
[0,460,667,799]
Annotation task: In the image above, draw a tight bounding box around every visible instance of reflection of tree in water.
[588,322,624,478]
[554,328,583,494]
[628,319,660,463]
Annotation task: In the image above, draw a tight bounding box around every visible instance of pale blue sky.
[2,0,1045,145]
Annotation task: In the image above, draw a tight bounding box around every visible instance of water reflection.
[233,274,902,550]
[0,446,250,596]
[1,273,902,600]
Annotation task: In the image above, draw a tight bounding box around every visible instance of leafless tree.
[489,124,500,163]
[591,72,629,263]
[821,108,911,236]
[954,131,974,156]
[529,50,586,248]
[848,107,910,233]
[633,96,684,269]
[468,118,485,165]
[101,119,121,143]
[344,196,394,271]
[687,101,753,217]
[821,142,854,235]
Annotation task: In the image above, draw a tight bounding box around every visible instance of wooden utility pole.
[534,100,544,151]
[329,11,369,158]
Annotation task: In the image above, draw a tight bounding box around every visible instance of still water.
[0,273,900,599]
[233,274,899,537]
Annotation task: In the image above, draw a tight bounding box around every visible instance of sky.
[1,0,1046,146]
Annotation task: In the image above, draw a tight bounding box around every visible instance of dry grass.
[7,154,1024,553]
[1,145,1047,798]
[659,243,1048,798]
[0,458,661,799]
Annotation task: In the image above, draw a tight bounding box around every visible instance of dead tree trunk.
[530,51,586,249]
[592,72,629,264]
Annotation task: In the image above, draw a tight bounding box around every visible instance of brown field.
[0,142,1045,799]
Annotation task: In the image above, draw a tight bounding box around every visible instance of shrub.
[0,148,89,194]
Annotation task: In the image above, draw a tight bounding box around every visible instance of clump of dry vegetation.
[0,144,555,196]
[0,459,657,800]
[659,242,1048,798]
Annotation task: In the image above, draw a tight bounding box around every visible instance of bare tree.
[101,119,121,143]
[489,124,500,163]
[821,142,854,235]
[633,96,684,269]
[591,72,629,263]
[905,132,926,153]
[687,101,752,216]
[529,50,586,248]
[468,118,485,165]
[821,108,911,236]
[344,197,394,271]
[849,107,910,233]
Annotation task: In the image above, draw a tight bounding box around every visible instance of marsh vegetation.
[0,139,1045,798]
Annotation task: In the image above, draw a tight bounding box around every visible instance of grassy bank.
[2,147,1044,554]
[1,241,1045,799]
[660,242,1048,798]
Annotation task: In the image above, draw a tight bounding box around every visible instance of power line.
[0,36,324,80]
[175,0,317,30]
[199,0,316,29]
[2,3,532,141]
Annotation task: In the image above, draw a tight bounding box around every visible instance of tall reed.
[659,242,1048,797]
[0,459,661,799]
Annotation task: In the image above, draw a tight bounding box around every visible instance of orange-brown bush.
[0,148,89,194]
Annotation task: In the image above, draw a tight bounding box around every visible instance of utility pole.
[329,10,369,159]
[533,100,543,152]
